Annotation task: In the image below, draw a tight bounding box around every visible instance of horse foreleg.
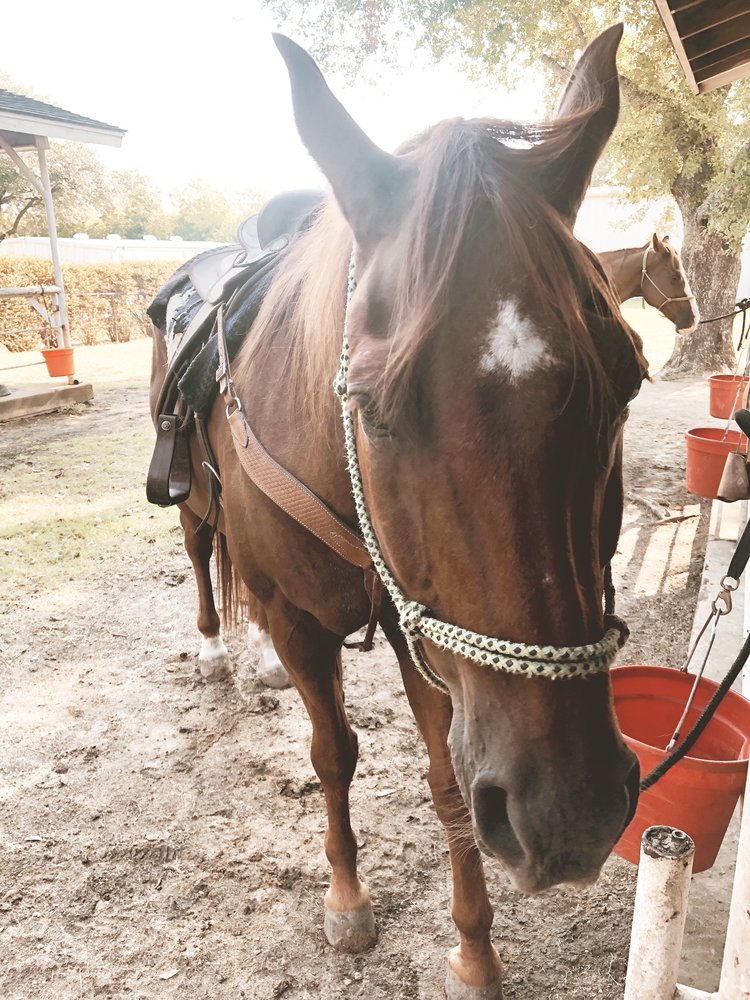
[266,601,376,953]
[384,623,503,1000]
[179,506,231,681]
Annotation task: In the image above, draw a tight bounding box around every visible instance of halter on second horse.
[334,255,627,692]
[641,246,696,312]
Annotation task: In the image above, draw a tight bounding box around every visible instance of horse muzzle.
[468,748,640,894]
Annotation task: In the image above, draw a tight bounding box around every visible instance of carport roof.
[0,90,126,148]
[654,0,750,94]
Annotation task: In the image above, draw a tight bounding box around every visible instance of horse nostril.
[472,784,525,865]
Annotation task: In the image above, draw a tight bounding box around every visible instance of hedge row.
[0,257,179,351]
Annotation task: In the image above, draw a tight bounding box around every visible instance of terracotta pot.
[611,664,750,873]
[708,374,750,420]
[41,347,75,378]
[685,427,748,499]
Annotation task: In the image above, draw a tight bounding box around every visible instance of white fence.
[0,234,223,266]
[2,189,749,295]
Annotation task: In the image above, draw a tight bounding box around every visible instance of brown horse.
[149,25,648,998]
[599,234,700,331]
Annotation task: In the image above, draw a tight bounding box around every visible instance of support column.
[35,137,71,352]
[624,826,695,1000]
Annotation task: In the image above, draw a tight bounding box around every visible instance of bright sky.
[0,0,545,198]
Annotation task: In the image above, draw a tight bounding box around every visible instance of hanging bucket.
[41,347,75,378]
[685,427,748,499]
[708,374,750,419]
[611,664,750,873]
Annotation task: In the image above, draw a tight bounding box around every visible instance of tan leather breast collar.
[214,307,382,649]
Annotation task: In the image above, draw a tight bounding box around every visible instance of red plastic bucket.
[708,374,750,419]
[611,664,750,873]
[685,427,748,499]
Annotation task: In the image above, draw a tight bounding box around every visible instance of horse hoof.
[198,636,231,681]
[257,659,292,689]
[324,902,377,953]
[249,626,292,690]
[199,654,231,681]
[445,966,503,1000]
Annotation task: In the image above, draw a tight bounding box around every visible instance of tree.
[98,169,170,239]
[263,0,750,376]
[168,179,264,242]
[0,140,112,240]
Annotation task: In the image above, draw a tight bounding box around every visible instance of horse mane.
[235,201,351,428]
[236,108,645,424]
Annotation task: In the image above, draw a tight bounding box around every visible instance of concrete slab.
[0,381,93,422]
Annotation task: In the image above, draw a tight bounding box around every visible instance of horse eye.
[351,392,392,439]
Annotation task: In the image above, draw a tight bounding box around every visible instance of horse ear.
[542,24,623,224]
[273,33,409,247]
[652,233,668,253]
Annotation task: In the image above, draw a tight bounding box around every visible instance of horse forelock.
[373,115,640,424]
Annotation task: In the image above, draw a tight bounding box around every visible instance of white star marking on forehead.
[479,299,554,381]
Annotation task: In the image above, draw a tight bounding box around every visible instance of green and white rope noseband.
[333,254,627,692]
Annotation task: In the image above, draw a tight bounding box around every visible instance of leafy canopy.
[265,0,750,247]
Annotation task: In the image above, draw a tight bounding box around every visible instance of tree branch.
[568,11,587,49]
[0,196,40,241]
[541,53,571,84]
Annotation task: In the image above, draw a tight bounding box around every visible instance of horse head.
[643,233,700,333]
[275,26,647,894]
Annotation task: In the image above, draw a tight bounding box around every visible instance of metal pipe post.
[716,766,750,998]
[624,826,695,1000]
[35,137,71,355]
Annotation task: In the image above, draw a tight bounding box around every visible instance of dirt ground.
[0,309,731,1000]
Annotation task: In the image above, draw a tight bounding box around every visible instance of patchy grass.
[0,372,183,592]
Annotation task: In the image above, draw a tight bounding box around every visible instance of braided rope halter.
[333,254,627,693]
[641,246,696,312]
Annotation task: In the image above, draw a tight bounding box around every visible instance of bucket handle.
[641,522,750,790]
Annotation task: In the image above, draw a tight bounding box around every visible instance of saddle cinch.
[146,189,324,508]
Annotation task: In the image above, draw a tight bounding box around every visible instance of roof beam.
[675,1,750,40]
[691,37,750,75]
[653,0,700,94]
[683,13,750,61]
[695,62,750,92]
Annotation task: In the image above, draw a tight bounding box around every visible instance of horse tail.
[213,531,249,628]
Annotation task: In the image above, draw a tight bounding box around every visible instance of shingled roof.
[0,89,125,148]
[654,0,750,94]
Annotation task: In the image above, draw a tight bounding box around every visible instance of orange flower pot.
[708,374,750,419]
[611,665,750,873]
[685,427,748,499]
[41,347,75,378]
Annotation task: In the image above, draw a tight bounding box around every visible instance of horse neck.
[599,246,646,302]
